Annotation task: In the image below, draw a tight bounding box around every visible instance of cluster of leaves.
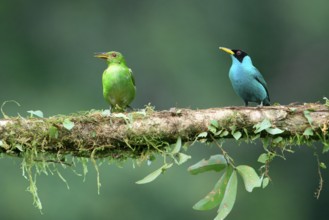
[135,116,284,219]
[188,155,264,220]
[135,137,191,184]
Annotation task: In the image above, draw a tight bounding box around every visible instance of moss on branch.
[0,103,329,160]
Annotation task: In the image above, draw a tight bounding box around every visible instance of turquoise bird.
[219,47,270,106]
[95,51,136,112]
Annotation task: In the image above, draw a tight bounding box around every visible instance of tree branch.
[0,103,328,159]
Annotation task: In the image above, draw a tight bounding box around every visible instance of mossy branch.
[0,103,329,159]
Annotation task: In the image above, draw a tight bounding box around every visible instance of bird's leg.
[257,101,264,107]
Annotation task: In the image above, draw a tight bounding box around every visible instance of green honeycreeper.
[219,47,270,106]
[95,51,136,112]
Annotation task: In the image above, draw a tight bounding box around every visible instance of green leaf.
[273,136,283,143]
[251,134,260,141]
[27,110,43,118]
[220,130,229,137]
[254,119,271,133]
[197,132,208,138]
[232,131,242,140]
[303,110,313,125]
[257,153,269,164]
[188,154,227,175]
[320,162,327,169]
[215,167,238,220]
[322,142,329,153]
[48,126,58,139]
[208,125,217,134]
[171,136,182,154]
[210,120,219,128]
[262,137,270,150]
[136,163,173,184]
[236,165,262,192]
[63,119,75,130]
[177,153,191,165]
[262,177,270,188]
[15,144,23,152]
[0,140,9,150]
[193,166,234,211]
[303,127,314,136]
[266,127,284,135]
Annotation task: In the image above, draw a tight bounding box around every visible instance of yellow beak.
[219,47,234,55]
[94,52,109,59]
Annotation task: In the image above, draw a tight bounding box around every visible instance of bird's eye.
[112,53,117,57]
[236,51,241,56]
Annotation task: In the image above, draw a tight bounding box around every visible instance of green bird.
[95,51,136,112]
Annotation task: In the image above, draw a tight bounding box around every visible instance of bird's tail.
[263,98,271,106]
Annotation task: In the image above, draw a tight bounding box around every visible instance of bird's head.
[94,51,126,64]
[219,47,249,63]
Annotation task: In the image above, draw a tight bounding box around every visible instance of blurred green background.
[1,0,329,219]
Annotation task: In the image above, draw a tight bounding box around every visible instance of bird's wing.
[129,68,136,87]
[253,68,270,101]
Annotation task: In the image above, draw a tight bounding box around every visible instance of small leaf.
[262,177,270,188]
[193,166,234,211]
[303,127,314,136]
[177,153,191,165]
[273,136,283,144]
[63,119,75,130]
[257,153,268,164]
[322,143,329,153]
[303,110,313,125]
[254,119,271,133]
[220,130,229,137]
[188,155,227,175]
[197,132,208,138]
[262,137,270,150]
[214,129,223,136]
[15,144,23,152]
[215,168,238,220]
[230,125,236,133]
[208,125,217,134]
[236,165,262,192]
[251,134,260,141]
[320,162,327,169]
[266,127,284,135]
[0,140,9,150]
[232,131,242,140]
[27,110,44,118]
[171,137,182,154]
[48,126,59,139]
[136,163,173,184]
[210,120,219,128]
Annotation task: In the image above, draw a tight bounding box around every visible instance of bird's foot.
[257,101,264,108]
